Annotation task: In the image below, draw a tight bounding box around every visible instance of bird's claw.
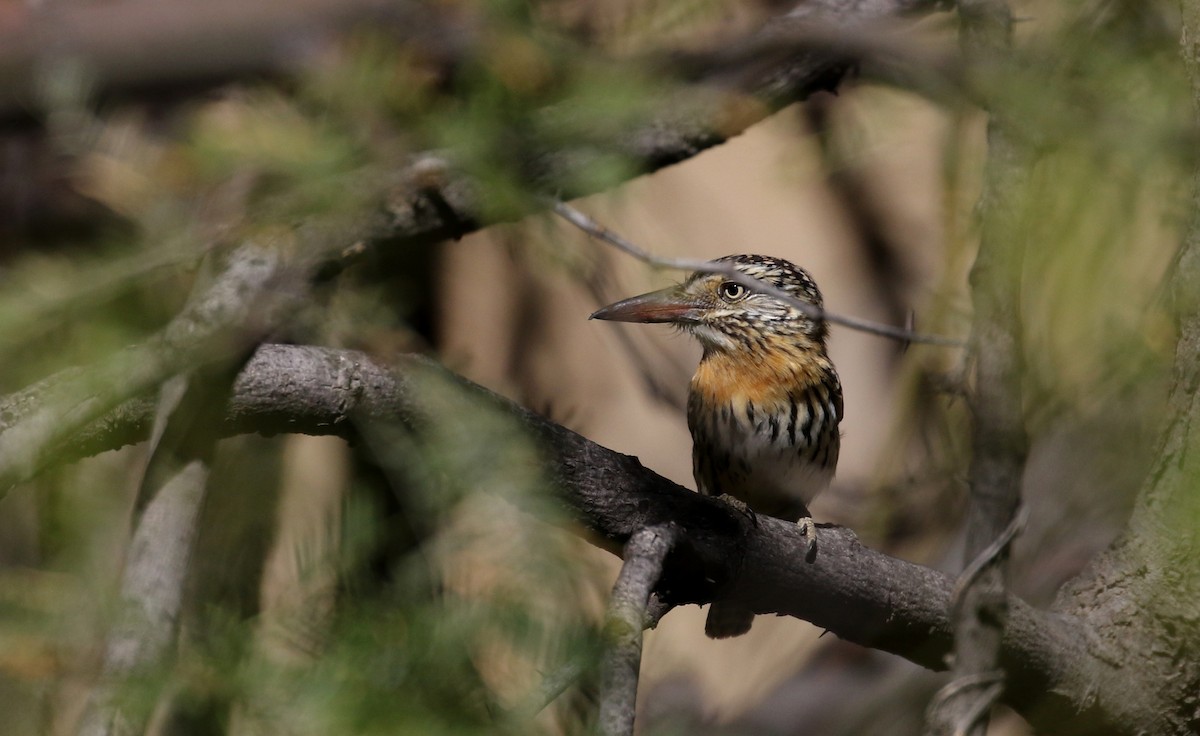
[798,516,818,562]
[715,493,758,527]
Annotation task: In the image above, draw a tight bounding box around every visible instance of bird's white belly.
[728,426,833,511]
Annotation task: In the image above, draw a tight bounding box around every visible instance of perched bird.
[591,254,842,638]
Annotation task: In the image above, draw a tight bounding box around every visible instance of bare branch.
[551,199,965,347]
[949,504,1029,623]
[77,253,255,735]
[26,336,1200,733]
[0,240,318,495]
[0,0,955,125]
[532,552,681,725]
[77,456,211,736]
[598,524,677,736]
[530,659,589,717]
[932,507,1027,736]
[29,343,1109,731]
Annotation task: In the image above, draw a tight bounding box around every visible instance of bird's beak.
[590,286,703,324]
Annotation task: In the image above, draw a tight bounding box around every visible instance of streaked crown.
[687,254,826,347]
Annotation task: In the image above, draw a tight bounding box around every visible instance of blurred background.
[0,0,1190,733]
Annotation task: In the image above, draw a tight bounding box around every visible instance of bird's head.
[591,254,828,354]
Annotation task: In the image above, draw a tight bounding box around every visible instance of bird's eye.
[718,281,749,301]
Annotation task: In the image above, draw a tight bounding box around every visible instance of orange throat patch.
[691,343,833,408]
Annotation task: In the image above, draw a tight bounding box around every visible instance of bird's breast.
[688,349,841,519]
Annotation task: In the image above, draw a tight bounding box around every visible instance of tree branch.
[0,243,277,491]
[0,0,444,121]
[927,2,1028,734]
[598,524,677,736]
[77,455,212,736]
[32,343,1101,731]
[76,253,261,736]
[0,236,340,494]
[552,199,965,347]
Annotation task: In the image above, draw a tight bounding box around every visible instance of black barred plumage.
[592,254,843,639]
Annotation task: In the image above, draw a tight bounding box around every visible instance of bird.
[591,254,842,638]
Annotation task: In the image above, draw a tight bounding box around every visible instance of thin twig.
[928,672,1006,736]
[550,200,964,347]
[949,504,1029,623]
[927,672,1005,736]
[929,670,1004,708]
[530,659,588,715]
[598,524,677,736]
[955,682,1004,736]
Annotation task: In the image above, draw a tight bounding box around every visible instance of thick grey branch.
[42,343,1096,732]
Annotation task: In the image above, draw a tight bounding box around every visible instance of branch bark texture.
[43,343,1107,733]
[598,525,677,736]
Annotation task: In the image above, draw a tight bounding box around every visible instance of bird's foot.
[797,516,818,562]
[715,493,758,527]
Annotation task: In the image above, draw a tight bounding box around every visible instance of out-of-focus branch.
[0,0,446,120]
[666,8,963,107]
[927,2,1028,735]
[76,249,266,736]
[0,0,957,124]
[77,456,212,736]
[0,243,280,492]
[77,368,239,736]
[598,524,677,736]
[0,234,350,495]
